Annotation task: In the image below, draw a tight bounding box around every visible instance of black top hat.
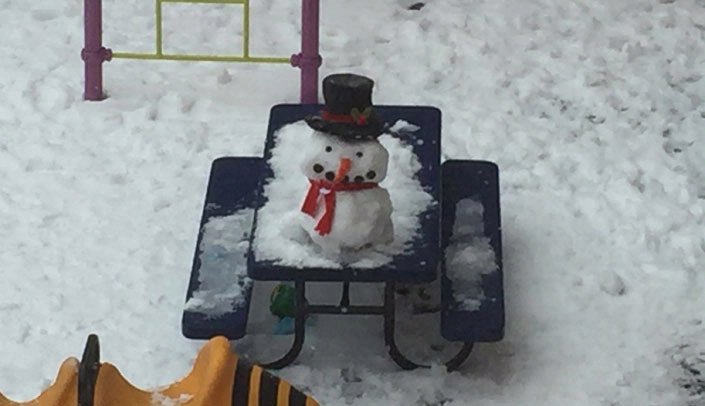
[305,73,387,141]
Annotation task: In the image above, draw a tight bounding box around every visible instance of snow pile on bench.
[446,198,497,311]
[184,209,254,316]
[254,120,434,269]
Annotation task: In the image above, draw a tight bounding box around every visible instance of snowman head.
[301,130,389,184]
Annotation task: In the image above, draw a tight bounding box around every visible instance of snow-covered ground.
[1,0,704,404]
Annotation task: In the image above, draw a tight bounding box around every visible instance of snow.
[1,0,705,405]
[389,119,421,134]
[183,210,253,316]
[150,392,193,406]
[253,121,433,268]
[445,199,497,311]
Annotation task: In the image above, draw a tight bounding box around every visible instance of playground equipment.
[0,335,319,406]
[182,103,505,370]
[82,0,321,103]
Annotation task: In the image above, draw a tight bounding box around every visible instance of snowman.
[298,73,394,253]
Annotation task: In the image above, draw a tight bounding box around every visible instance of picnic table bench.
[182,104,504,370]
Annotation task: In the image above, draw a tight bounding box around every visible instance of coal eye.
[356,151,363,158]
[325,146,332,152]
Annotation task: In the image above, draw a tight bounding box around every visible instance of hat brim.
[304,114,387,141]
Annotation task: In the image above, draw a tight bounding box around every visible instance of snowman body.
[304,187,393,251]
[300,130,394,252]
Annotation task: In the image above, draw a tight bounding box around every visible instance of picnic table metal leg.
[257,280,474,370]
[340,281,350,308]
[444,342,474,372]
[384,281,423,370]
[384,282,476,371]
[262,280,307,370]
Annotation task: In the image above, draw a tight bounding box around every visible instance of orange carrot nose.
[334,158,352,183]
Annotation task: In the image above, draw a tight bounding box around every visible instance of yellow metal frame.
[112,0,290,64]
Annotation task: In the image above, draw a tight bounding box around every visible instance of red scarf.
[301,179,378,236]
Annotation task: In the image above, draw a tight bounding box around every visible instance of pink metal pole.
[82,0,112,101]
[290,0,321,104]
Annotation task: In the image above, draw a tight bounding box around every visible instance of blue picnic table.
[182,104,504,371]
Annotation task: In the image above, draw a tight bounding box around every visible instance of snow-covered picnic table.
[182,104,504,370]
